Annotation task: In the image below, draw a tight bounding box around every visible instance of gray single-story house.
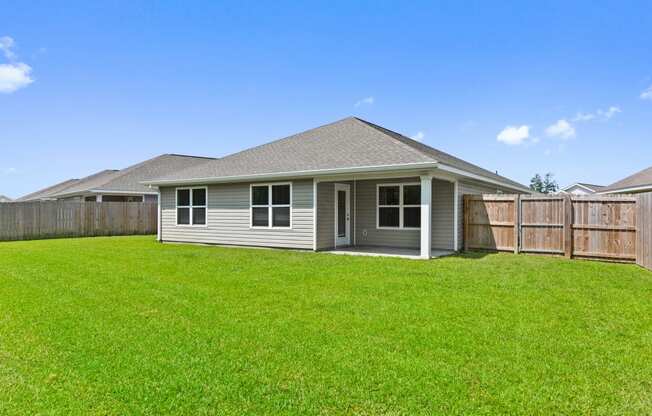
[599,165,652,194]
[18,154,215,203]
[144,117,530,259]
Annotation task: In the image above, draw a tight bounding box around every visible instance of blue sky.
[1,1,651,198]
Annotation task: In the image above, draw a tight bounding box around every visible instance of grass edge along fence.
[0,201,157,241]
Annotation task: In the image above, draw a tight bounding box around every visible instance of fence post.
[513,195,520,254]
[563,194,573,258]
[463,195,470,252]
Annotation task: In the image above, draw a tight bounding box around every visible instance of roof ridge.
[350,117,439,162]
[213,117,358,162]
[16,178,81,201]
[165,153,218,160]
[353,117,527,190]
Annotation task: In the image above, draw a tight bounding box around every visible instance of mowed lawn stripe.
[0,236,651,415]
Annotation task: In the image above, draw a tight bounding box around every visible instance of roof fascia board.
[598,184,652,194]
[436,164,531,193]
[141,162,440,186]
[89,189,158,195]
[563,183,597,193]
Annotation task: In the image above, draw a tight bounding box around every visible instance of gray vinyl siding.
[315,181,356,250]
[160,179,314,249]
[316,182,334,250]
[432,179,454,250]
[319,177,456,250]
[355,178,420,249]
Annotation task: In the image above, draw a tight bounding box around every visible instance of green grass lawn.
[1,236,651,415]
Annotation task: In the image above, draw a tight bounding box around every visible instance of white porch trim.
[453,180,459,251]
[420,175,433,259]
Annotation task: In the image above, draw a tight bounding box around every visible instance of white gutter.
[436,164,531,193]
[140,161,530,194]
[140,162,440,186]
[89,189,158,195]
[598,184,652,194]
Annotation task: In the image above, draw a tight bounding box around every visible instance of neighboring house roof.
[0,195,13,203]
[145,117,529,192]
[52,154,216,198]
[600,165,652,194]
[16,178,82,201]
[561,182,605,193]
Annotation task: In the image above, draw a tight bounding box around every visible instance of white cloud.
[1,167,17,175]
[545,119,575,139]
[411,131,425,142]
[0,63,33,93]
[597,106,621,120]
[496,125,530,145]
[572,112,596,122]
[354,96,374,107]
[0,36,33,94]
[640,85,652,100]
[0,36,16,61]
[572,106,621,122]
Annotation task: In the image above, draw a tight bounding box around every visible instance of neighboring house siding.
[432,179,455,250]
[456,179,516,250]
[566,185,591,195]
[355,177,420,249]
[160,180,314,249]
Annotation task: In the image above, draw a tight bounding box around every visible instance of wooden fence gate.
[0,201,158,241]
[464,193,646,267]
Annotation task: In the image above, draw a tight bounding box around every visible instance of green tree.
[529,173,544,193]
[543,173,559,194]
[530,173,559,194]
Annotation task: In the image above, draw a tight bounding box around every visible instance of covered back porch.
[314,171,460,259]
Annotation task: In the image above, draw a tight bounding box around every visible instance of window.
[251,183,291,228]
[176,187,206,226]
[377,183,421,229]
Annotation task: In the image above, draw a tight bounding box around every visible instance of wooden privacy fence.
[464,194,649,267]
[638,193,652,270]
[0,201,158,241]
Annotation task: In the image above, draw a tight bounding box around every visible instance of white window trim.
[175,186,208,227]
[250,182,293,229]
[376,182,421,230]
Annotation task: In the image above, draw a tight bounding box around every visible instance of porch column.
[420,175,432,259]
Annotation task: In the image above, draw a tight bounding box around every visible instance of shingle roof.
[50,169,122,197]
[600,165,652,193]
[148,117,528,191]
[577,183,605,192]
[0,195,13,203]
[16,178,81,201]
[52,154,216,197]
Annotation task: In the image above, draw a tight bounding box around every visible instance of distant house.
[0,195,13,203]
[560,183,605,195]
[143,117,531,258]
[600,165,652,194]
[17,154,215,203]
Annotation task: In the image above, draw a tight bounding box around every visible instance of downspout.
[157,188,162,242]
